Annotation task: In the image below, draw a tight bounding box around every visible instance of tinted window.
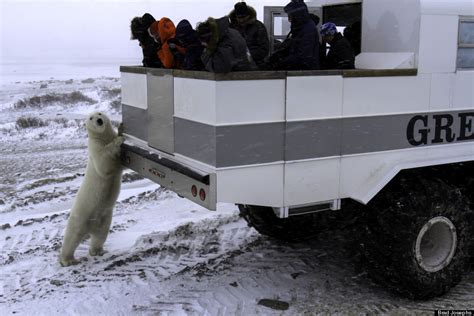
[457,48,474,69]
[458,20,474,69]
[459,21,474,44]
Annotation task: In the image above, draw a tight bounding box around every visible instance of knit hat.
[234,2,249,17]
[320,22,337,36]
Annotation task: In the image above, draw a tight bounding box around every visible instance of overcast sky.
[0,0,289,64]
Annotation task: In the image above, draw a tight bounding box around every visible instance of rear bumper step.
[122,143,210,185]
[121,143,216,210]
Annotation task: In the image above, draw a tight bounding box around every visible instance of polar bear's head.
[86,112,115,140]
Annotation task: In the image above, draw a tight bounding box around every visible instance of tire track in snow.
[0,212,257,308]
[146,228,474,315]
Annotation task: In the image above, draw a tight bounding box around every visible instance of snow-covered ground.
[0,75,472,315]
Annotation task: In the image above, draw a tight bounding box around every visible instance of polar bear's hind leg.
[89,211,113,256]
[60,224,88,267]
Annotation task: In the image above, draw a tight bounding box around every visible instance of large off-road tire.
[238,204,324,242]
[360,172,473,299]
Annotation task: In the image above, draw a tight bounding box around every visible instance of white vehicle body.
[120,0,473,216]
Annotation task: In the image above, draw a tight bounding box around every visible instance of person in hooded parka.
[266,0,319,70]
[196,16,256,73]
[229,2,269,68]
[130,13,162,68]
[149,17,177,69]
[173,19,205,70]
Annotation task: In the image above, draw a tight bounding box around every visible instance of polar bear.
[59,112,123,267]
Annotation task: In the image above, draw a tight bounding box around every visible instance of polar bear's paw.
[59,256,81,267]
[108,136,124,157]
[89,247,106,257]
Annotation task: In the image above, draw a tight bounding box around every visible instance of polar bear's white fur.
[60,112,123,267]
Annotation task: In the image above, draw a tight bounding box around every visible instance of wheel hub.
[415,216,457,272]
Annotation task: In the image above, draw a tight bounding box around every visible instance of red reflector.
[191,185,197,197]
[199,188,206,201]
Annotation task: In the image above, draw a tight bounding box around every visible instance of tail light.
[191,185,197,197]
[199,188,206,201]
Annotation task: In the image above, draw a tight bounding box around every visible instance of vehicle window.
[457,20,474,69]
[273,16,290,36]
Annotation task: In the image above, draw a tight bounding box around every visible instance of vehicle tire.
[360,172,474,299]
[238,204,323,242]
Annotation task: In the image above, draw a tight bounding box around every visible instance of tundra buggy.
[120,0,474,299]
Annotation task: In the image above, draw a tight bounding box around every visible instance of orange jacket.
[149,17,176,69]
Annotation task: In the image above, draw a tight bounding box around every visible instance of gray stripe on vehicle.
[174,118,286,167]
[174,118,217,166]
[216,122,285,167]
[341,115,411,156]
[285,120,342,160]
[122,104,148,141]
[129,109,474,168]
[285,115,413,160]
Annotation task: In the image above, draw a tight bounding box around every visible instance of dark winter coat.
[325,32,355,69]
[343,21,361,56]
[175,20,205,70]
[130,13,162,68]
[140,38,162,68]
[229,5,269,67]
[267,4,319,70]
[199,17,255,73]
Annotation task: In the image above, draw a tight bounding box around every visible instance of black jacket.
[267,7,319,70]
[229,6,269,66]
[175,19,205,70]
[200,17,256,73]
[325,32,355,69]
[141,38,162,68]
[130,13,162,68]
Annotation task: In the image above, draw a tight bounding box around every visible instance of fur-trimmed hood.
[197,16,231,52]
[130,13,156,41]
[229,4,257,26]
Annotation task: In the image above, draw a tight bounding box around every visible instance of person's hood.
[284,0,310,27]
[157,17,176,42]
[229,4,257,25]
[199,16,230,42]
[215,16,230,40]
[176,19,199,45]
[176,19,193,37]
[141,13,156,29]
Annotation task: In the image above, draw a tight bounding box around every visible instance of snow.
[0,67,472,315]
[0,61,134,85]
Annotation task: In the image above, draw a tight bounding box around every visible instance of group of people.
[130,0,356,74]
